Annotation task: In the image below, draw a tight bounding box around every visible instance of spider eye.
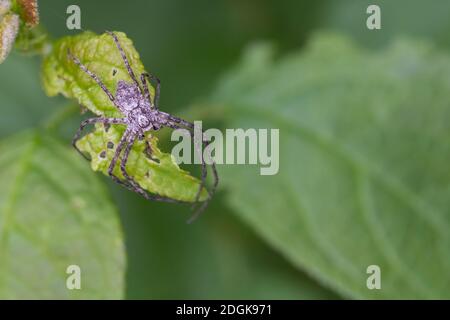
[138,115,150,128]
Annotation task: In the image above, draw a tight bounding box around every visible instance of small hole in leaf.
[107,141,114,149]
[99,151,106,159]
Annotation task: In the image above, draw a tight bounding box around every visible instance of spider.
[68,31,218,223]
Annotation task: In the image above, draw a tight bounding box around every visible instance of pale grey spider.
[69,31,218,222]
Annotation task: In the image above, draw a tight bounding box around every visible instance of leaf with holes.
[42,31,147,117]
[0,131,125,299]
[42,31,207,202]
[204,34,450,299]
[77,124,207,202]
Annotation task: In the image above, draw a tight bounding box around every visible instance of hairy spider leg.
[72,117,126,160]
[163,119,219,223]
[119,133,188,204]
[68,50,118,107]
[107,128,134,188]
[162,113,212,206]
[140,72,161,109]
[168,115,219,218]
[166,120,208,205]
[139,73,152,107]
[189,138,219,223]
[106,31,142,91]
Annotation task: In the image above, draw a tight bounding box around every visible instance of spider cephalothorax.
[69,31,218,222]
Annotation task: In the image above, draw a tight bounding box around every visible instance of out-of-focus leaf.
[320,0,450,49]
[0,54,62,137]
[0,131,125,299]
[203,34,450,299]
[114,190,338,299]
[42,31,207,202]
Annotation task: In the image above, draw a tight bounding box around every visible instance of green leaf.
[77,124,208,202]
[320,0,450,49]
[42,31,147,117]
[118,192,338,299]
[204,34,450,299]
[0,53,62,137]
[0,131,125,299]
[42,31,207,202]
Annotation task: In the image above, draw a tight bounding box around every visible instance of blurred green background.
[1,0,450,299]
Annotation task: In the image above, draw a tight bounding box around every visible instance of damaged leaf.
[42,31,208,202]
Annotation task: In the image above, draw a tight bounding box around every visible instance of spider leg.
[173,123,207,204]
[106,31,141,90]
[159,112,212,207]
[108,128,134,188]
[140,73,151,105]
[187,138,219,223]
[72,117,126,160]
[140,72,160,109]
[186,136,219,223]
[160,111,195,129]
[163,119,219,223]
[67,50,117,105]
[163,116,207,200]
[119,133,188,204]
